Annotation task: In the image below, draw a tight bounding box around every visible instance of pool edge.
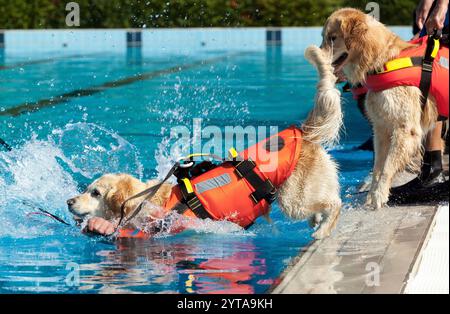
[269,204,441,294]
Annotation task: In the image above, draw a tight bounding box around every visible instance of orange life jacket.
[117,126,303,238]
[351,36,449,118]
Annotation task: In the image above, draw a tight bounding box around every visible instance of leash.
[116,162,179,229]
[22,200,70,225]
[350,190,368,196]
[15,153,223,234]
[0,137,12,151]
[116,153,224,230]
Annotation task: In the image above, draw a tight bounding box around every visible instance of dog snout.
[67,198,76,207]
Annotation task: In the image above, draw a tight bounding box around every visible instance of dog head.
[320,8,390,83]
[67,173,148,221]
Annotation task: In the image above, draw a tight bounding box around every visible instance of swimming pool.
[0,28,410,294]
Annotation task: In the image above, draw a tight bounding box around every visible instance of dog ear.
[106,178,137,217]
[339,14,369,50]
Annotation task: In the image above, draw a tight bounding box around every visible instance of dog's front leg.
[366,124,391,207]
[371,128,415,208]
[366,89,423,209]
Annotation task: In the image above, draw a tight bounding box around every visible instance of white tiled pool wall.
[0,27,412,55]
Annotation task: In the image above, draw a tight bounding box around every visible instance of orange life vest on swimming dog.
[117,126,303,238]
[351,36,449,118]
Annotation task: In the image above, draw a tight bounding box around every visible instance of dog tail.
[302,45,343,147]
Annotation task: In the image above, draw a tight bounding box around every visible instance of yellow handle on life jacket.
[228,147,238,159]
[383,57,414,73]
[381,38,440,73]
[431,38,440,58]
[180,178,194,194]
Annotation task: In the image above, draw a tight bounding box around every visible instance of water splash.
[0,123,144,238]
[147,69,250,174]
[0,136,78,238]
[51,122,144,180]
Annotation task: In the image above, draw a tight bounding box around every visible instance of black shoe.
[389,150,447,204]
[389,170,445,197]
[418,150,444,186]
[389,178,449,205]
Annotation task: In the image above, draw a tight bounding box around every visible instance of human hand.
[85,217,115,235]
[416,0,435,31]
[425,0,449,34]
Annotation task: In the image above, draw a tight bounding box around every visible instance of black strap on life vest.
[171,159,216,220]
[117,161,181,229]
[233,159,277,204]
[178,179,212,219]
[418,34,439,109]
[419,31,449,121]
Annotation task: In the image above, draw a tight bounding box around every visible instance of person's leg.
[391,121,445,196]
[416,4,448,184]
[426,121,443,151]
[420,122,444,183]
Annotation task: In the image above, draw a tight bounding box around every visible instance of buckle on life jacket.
[249,179,277,204]
[422,60,433,72]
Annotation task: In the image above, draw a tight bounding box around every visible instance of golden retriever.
[321,8,440,209]
[67,174,172,222]
[67,45,343,239]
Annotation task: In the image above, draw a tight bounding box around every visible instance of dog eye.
[329,35,337,42]
[91,189,101,197]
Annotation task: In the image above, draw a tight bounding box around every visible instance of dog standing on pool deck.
[320,8,447,209]
[67,45,343,239]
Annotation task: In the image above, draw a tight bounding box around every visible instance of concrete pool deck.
[272,155,449,294]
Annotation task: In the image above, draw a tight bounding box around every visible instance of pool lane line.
[0,52,103,71]
[1,52,249,118]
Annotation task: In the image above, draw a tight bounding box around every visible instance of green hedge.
[0,0,417,29]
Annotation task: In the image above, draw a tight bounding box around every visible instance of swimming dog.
[67,45,343,239]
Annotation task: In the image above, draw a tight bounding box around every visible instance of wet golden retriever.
[67,174,172,222]
[67,45,343,239]
[321,8,440,209]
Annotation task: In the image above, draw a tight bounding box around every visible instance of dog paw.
[365,193,373,206]
[308,213,323,228]
[367,190,388,209]
[312,226,331,240]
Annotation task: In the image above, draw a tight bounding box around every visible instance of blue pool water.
[0,44,373,293]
